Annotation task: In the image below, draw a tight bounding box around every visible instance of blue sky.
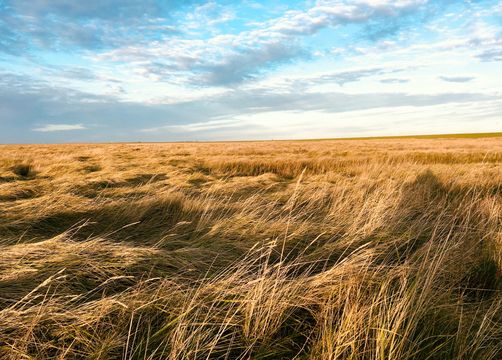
[0,0,501,143]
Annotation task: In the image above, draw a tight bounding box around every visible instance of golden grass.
[0,137,501,359]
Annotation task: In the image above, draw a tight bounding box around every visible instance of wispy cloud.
[477,47,502,62]
[142,100,502,140]
[439,76,475,83]
[380,78,410,84]
[33,124,87,132]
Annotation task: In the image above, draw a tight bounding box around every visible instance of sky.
[0,0,501,143]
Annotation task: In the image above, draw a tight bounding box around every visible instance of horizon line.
[1,131,501,146]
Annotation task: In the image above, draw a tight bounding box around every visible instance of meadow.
[0,135,501,359]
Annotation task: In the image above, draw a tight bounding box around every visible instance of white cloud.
[33,124,87,132]
[91,0,430,87]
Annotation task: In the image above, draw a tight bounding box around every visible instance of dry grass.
[0,137,501,359]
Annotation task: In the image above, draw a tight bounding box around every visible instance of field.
[0,136,501,359]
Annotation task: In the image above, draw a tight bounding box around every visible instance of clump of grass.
[11,162,35,178]
[187,172,209,185]
[83,164,102,173]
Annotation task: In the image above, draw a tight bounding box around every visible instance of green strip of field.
[301,132,502,141]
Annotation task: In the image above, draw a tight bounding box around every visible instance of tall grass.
[0,138,500,359]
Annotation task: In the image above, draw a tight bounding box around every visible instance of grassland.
[0,137,501,359]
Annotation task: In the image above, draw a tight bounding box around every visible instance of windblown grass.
[0,137,501,359]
